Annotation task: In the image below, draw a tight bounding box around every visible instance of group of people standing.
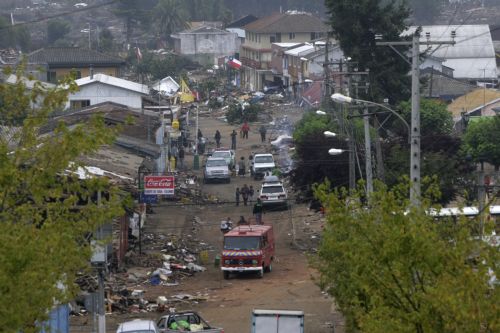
[212,122,267,151]
[235,184,254,206]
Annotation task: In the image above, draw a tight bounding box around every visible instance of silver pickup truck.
[157,311,223,333]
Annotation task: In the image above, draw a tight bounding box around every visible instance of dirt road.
[71,106,343,332]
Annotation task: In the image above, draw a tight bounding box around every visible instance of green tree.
[289,111,352,198]
[47,19,71,45]
[314,181,500,333]
[98,27,114,52]
[154,0,190,45]
[0,17,31,51]
[325,0,411,103]
[384,99,467,203]
[463,116,500,170]
[113,0,157,43]
[0,67,124,331]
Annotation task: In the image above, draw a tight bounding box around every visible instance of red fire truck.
[221,225,275,279]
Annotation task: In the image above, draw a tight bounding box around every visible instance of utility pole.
[377,30,455,206]
[363,107,373,196]
[410,33,421,205]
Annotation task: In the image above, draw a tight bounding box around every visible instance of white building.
[406,25,498,82]
[152,76,180,97]
[67,74,149,110]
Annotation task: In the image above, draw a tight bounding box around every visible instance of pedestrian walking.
[241,184,250,206]
[249,185,255,202]
[197,128,203,140]
[178,147,185,169]
[230,130,237,150]
[241,121,250,139]
[259,125,267,143]
[235,187,240,206]
[238,156,246,177]
[253,198,264,225]
[214,130,221,148]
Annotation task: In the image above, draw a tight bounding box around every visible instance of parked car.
[211,148,235,169]
[116,319,159,333]
[157,311,223,333]
[251,153,276,180]
[203,157,230,184]
[259,176,288,210]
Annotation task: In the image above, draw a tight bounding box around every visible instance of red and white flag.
[228,58,242,70]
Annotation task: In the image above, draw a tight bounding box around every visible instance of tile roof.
[27,47,125,66]
[243,12,329,34]
[447,88,500,117]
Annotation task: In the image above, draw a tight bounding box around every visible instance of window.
[276,33,281,43]
[270,35,275,43]
[289,33,295,39]
[70,100,91,110]
[47,71,57,83]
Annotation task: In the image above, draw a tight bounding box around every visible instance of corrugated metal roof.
[243,12,328,33]
[76,74,149,95]
[406,25,497,79]
[227,15,259,29]
[285,44,314,56]
[273,42,302,48]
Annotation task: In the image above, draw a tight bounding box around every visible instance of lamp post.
[190,104,200,170]
[331,93,411,198]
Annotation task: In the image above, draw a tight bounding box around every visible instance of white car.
[203,157,230,183]
[211,148,235,169]
[116,319,159,333]
[259,176,288,209]
[251,153,276,180]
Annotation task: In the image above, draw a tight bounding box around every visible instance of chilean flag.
[228,57,242,70]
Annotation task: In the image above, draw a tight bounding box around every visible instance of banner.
[144,176,175,195]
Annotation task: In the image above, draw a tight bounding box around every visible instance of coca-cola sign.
[144,176,175,195]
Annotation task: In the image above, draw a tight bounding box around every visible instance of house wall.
[177,32,238,56]
[67,82,145,109]
[50,66,120,82]
[241,31,323,90]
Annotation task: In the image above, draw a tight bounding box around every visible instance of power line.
[0,0,119,30]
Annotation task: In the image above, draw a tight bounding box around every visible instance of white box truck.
[251,309,304,333]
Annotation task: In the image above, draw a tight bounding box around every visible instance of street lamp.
[324,130,337,138]
[328,148,347,155]
[331,93,411,199]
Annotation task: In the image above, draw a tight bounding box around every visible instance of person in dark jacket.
[214,130,221,148]
[235,187,240,206]
[230,130,237,150]
[259,125,267,142]
[253,198,264,224]
[238,156,246,177]
[178,147,185,169]
[241,184,250,206]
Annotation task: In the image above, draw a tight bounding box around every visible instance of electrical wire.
[0,0,120,29]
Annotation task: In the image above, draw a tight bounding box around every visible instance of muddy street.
[71,107,341,333]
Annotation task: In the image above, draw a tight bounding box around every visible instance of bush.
[226,103,262,124]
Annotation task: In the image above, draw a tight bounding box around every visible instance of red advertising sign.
[144,176,175,195]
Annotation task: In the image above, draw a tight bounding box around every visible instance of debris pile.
[75,230,213,315]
